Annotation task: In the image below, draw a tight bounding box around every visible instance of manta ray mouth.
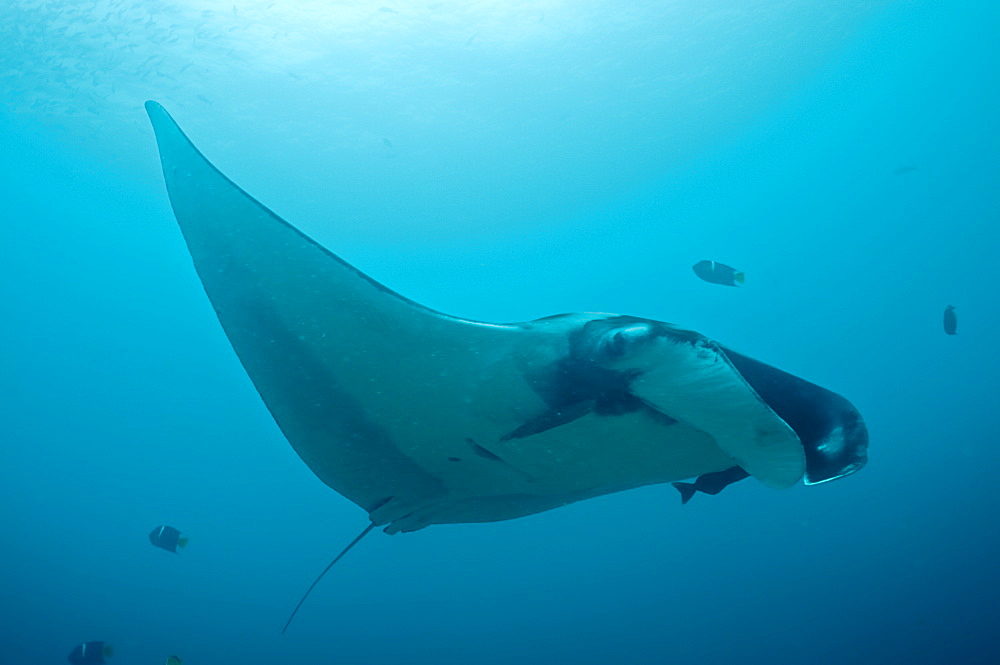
[720,347,869,485]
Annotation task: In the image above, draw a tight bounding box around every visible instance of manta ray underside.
[145,101,868,626]
[146,101,867,532]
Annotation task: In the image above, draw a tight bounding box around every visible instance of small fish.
[166,656,183,665]
[672,467,750,504]
[149,525,188,553]
[893,165,918,175]
[692,260,744,286]
[68,642,113,665]
[944,305,957,335]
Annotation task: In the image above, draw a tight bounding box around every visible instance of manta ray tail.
[672,482,697,505]
[282,522,376,634]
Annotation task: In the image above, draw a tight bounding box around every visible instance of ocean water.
[2,1,998,663]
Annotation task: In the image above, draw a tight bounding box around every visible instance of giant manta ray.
[145,101,868,627]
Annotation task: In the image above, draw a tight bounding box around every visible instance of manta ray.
[144,101,868,629]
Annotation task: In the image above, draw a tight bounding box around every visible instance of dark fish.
[944,305,957,335]
[672,466,750,504]
[68,642,113,665]
[692,260,744,286]
[166,656,183,665]
[149,525,188,553]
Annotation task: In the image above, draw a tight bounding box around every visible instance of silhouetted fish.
[672,467,750,504]
[944,305,957,335]
[149,525,187,553]
[68,642,113,665]
[692,260,744,286]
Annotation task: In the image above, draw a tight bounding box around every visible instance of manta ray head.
[568,315,868,485]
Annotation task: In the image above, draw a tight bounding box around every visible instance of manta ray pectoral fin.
[145,101,478,514]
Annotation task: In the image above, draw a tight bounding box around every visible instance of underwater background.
[2,1,998,663]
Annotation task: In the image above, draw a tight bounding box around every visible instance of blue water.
[3,1,998,663]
